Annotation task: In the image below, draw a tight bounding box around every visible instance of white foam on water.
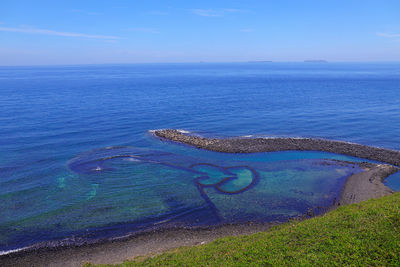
[124,157,141,162]
[148,129,165,133]
[260,135,307,139]
[176,129,191,134]
[154,218,172,225]
[0,245,32,256]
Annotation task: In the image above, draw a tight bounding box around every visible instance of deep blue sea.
[1,62,400,253]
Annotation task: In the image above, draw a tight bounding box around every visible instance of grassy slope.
[93,193,400,266]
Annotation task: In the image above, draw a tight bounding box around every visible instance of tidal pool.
[0,146,365,252]
[385,171,400,191]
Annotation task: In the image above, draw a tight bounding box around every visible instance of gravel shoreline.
[0,223,275,267]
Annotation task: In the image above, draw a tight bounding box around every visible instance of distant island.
[304,60,328,63]
[248,60,273,63]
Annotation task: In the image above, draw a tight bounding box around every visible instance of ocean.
[1,62,399,252]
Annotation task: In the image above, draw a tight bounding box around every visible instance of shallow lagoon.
[0,146,365,252]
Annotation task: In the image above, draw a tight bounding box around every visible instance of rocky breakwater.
[153,129,400,166]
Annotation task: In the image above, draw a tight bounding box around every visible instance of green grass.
[90,192,400,266]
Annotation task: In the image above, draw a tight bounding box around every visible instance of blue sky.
[1,0,399,65]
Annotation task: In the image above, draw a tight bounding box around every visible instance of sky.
[0,0,400,65]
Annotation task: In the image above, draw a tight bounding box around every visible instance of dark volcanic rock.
[154,129,400,166]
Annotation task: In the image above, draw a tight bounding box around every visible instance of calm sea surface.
[0,62,399,252]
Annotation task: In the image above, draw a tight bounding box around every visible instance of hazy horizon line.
[1,60,400,67]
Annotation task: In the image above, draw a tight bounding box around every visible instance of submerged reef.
[2,132,399,265]
[153,129,400,206]
[191,163,259,194]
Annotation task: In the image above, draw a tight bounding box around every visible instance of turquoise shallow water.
[0,62,399,252]
[0,146,363,251]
